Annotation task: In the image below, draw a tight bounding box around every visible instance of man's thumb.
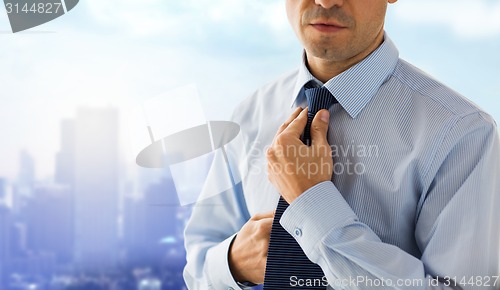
[311,109,330,145]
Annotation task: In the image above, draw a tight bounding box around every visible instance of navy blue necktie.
[263,86,337,289]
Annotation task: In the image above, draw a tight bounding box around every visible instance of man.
[184,0,500,289]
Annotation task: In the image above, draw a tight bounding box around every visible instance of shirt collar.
[291,33,399,118]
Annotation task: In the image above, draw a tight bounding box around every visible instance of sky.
[0,0,499,180]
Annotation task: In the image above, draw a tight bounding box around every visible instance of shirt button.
[294,228,302,237]
[228,288,234,290]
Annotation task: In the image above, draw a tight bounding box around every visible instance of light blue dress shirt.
[183,34,500,290]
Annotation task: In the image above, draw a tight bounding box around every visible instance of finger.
[266,146,277,162]
[311,109,330,146]
[276,107,304,136]
[267,161,274,183]
[251,211,275,221]
[281,107,309,138]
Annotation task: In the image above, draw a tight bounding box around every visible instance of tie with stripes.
[263,86,337,289]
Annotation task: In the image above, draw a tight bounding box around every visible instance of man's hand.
[228,211,274,284]
[267,107,333,204]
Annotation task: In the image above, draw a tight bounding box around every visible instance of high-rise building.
[10,222,27,257]
[73,107,120,271]
[17,150,35,188]
[123,176,179,266]
[143,177,179,242]
[0,204,11,286]
[0,178,6,200]
[55,119,76,186]
[26,185,74,263]
[13,151,36,215]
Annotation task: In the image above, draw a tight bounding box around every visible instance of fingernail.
[319,110,329,123]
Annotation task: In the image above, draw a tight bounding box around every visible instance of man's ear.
[388,0,398,4]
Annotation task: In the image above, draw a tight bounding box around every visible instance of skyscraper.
[55,119,76,186]
[17,150,35,188]
[26,185,74,263]
[13,150,35,214]
[73,107,119,271]
[0,178,6,200]
[123,176,179,266]
[0,204,11,286]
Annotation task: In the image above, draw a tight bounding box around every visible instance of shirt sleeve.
[183,181,251,290]
[280,112,500,290]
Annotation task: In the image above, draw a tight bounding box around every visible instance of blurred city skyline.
[0,107,189,289]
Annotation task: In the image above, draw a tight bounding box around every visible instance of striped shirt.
[183,34,500,290]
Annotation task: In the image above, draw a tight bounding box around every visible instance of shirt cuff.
[279,181,358,262]
[205,233,244,290]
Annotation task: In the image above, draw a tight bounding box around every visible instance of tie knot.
[305,86,337,115]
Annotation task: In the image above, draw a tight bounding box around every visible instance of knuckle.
[275,134,288,146]
[312,123,323,132]
[255,221,266,233]
[266,147,275,158]
[250,213,261,221]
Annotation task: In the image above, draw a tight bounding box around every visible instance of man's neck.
[306,30,385,83]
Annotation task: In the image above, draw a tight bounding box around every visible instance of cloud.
[83,0,289,35]
[82,0,294,55]
[392,0,500,39]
